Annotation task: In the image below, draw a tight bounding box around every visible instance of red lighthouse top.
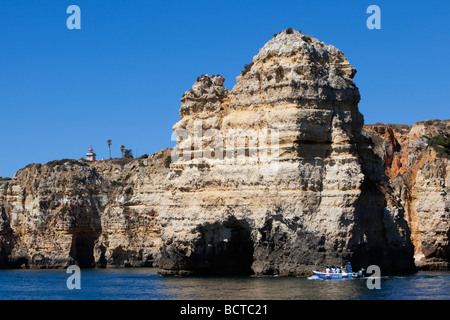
[86,146,96,161]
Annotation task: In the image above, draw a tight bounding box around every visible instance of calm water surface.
[0,268,448,300]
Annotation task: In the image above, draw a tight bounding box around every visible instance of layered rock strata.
[158,29,416,276]
[0,150,170,268]
[363,120,449,270]
[2,29,445,275]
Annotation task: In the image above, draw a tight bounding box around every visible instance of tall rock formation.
[158,29,416,276]
[2,29,444,275]
[363,120,449,270]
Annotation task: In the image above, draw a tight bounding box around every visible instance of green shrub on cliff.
[275,65,284,83]
[302,35,312,42]
[59,205,68,215]
[111,180,124,187]
[47,159,87,167]
[241,62,254,76]
[0,177,12,181]
[122,149,134,159]
[423,134,450,157]
[164,156,172,168]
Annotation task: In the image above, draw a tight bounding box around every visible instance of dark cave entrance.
[193,217,254,276]
[71,232,98,268]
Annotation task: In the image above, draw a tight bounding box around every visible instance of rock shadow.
[189,216,254,276]
[71,231,99,268]
[349,138,417,274]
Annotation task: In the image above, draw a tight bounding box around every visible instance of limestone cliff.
[2,29,446,275]
[158,29,415,276]
[363,120,450,270]
[0,150,170,268]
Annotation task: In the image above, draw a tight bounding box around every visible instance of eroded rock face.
[158,29,416,276]
[2,29,441,275]
[363,120,450,270]
[0,150,170,269]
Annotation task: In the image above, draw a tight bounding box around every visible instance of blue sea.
[0,268,448,300]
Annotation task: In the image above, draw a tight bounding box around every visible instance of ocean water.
[0,268,448,300]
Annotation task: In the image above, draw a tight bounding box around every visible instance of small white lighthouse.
[86,146,97,161]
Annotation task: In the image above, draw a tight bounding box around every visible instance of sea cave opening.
[71,232,98,268]
[193,217,254,276]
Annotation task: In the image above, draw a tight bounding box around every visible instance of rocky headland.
[363,120,449,270]
[0,29,448,275]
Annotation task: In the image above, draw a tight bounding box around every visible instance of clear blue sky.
[1,0,449,178]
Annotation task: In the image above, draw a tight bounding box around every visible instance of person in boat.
[331,266,336,273]
[347,262,352,273]
[325,266,330,273]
